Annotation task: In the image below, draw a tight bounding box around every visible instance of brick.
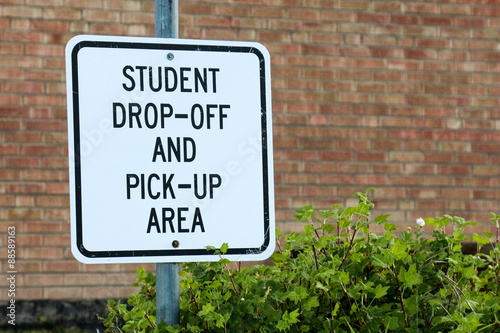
[5,157,42,168]
[373,2,403,12]
[42,8,81,20]
[23,222,64,233]
[7,182,44,193]
[82,286,133,299]
[356,152,386,162]
[472,6,500,16]
[103,0,140,11]
[6,82,44,93]
[404,49,438,60]
[355,175,389,185]
[30,20,69,32]
[121,11,154,24]
[40,261,80,273]
[251,7,283,19]
[83,9,120,22]
[43,287,82,299]
[339,0,371,10]
[25,0,64,5]
[17,261,43,273]
[16,288,43,300]
[2,31,44,43]
[422,16,453,26]
[391,14,419,25]
[3,5,42,18]
[20,247,64,259]
[25,44,64,57]
[356,12,390,24]
[390,151,425,163]
[0,43,24,55]
[89,22,127,35]
[0,17,8,28]
[0,120,22,131]
[24,119,65,131]
[203,27,237,40]
[474,190,500,200]
[25,274,64,286]
[64,273,104,286]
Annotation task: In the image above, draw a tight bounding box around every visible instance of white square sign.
[66,35,274,263]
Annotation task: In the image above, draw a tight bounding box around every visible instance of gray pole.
[156,262,180,326]
[156,0,178,38]
[155,0,180,327]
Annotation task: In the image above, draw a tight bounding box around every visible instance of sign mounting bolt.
[167,53,174,60]
[172,240,180,248]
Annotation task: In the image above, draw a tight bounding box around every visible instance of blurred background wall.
[1,0,499,302]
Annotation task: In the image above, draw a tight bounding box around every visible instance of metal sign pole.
[155,0,180,327]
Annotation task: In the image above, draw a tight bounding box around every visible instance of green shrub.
[102,189,500,332]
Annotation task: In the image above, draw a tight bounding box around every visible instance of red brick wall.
[1,0,499,300]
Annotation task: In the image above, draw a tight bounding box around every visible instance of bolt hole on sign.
[65,35,275,264]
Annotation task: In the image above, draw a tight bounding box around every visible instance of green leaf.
[382,316,399,330]
[401,264,422,288]
[304,224,315,234]
[277,309,301,331]
[372,252,395,269]
[384,223,397,231]
[339,217,351,229]
[304,296,320,311]
[295,205,315,222]
[424,217,436,227]
[375,214,391,225]
[321,224,335,233]
[220,243,229,254]
[472,233,490,247]
[272,252,287,262]
[300,324,311,332]
[373,284,389,299]
[332,303,340,317]
[391,238,408,260]
[339,271,350,284]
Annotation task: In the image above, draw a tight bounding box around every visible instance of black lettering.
[194,174,207,199]
[139,174,145,198]
[209,174,222,199]
[144,103,158,129]
[152,137,166,162]
[163,208,175,233]
[219,105,230,129]
[180,67,192,92]
[126,174,139,199]
[113,103,126,128]
[122,66,218,93]
[129,103,142,128]
[165,67,177,92]
[162,174,176,199]
[194,68,207,93]
[136,65,147,91]
[191,207,205,232]
[161,104,173,127]
[191,104,203,129]
[209,68,220,93]
[149,66,162,92]
[122,65,135,91]
[177,207,189,233]
[167,137,181,162]
[206,104,217,129]
[184,137,196,162]
[147,208,161,233]
[148,174,160,199]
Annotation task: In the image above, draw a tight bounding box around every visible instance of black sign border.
[70,39,272,260]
